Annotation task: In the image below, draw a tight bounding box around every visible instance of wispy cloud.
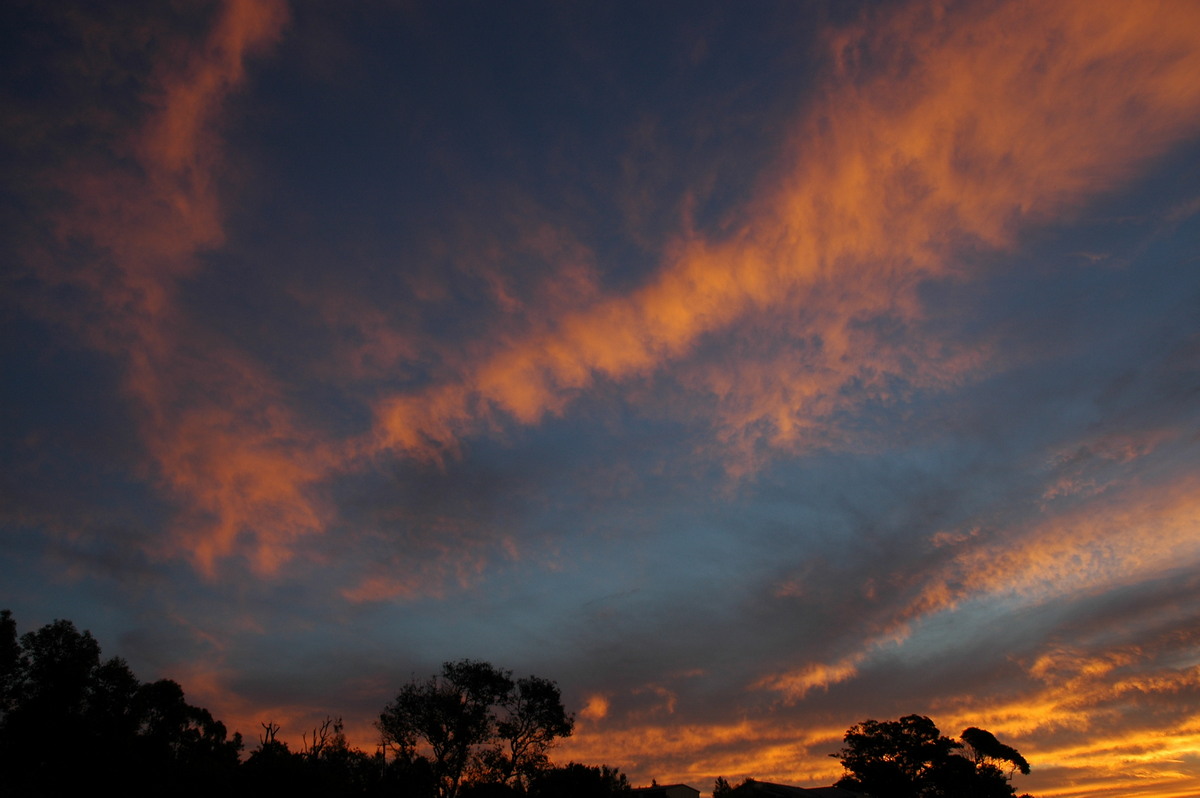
[370,0,1200,474]
[19,1,334,574]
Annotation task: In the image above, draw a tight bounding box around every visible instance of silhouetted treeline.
[2,611,1038,798]
[0,610,630,798]
[0,610,240,796]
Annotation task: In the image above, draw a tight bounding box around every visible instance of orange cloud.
[146,379,333,574]
[371,0,1200,469]
[753,466,1200,711]
[739,438,1200,795]
[755,658,862,702]
[924,640,1200,798]
[579,693,610,722]
[24,0,1200,580]
[339,542,503,604]
[925,471,1200,612]
[591,620,1200,794]
[28,1,320,574]
[175,658,380,757]
[558,716,849,790]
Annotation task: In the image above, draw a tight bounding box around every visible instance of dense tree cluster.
[378,659,575,798]
[0,610,241,795]
[0,610,623,798]
[833,714,1034,798]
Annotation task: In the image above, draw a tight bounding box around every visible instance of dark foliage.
[241,716,399,798]
[0,611,242,796]
[526,761,631,797]
[379,659,574,798]
[833,714,1034,798]
[961,726,1031,776]
[0,611,593,797]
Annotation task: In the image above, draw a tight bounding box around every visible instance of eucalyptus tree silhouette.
[961,726,1031,777]
[833,714,1034,798]
[378,659,573,798]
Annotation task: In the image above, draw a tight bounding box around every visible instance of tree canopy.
[961,726,1031,777]
[378,659,574,798]
[833,714,1034,798]
[0,611,242,796]
[525,762,631,798]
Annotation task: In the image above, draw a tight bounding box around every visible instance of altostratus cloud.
[373,0,1200,465]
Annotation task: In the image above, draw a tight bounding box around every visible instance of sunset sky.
[3,1,1200,796]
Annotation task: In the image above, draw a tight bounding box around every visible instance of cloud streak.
[25,0,1200,579]
[19,1,334,573]
[372,0,1200,473]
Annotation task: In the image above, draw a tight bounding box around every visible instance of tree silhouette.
[0,610,20,717]
[486,674,575,787]
[833,714,1034,798]
[379,660,574,797]
[834,714,958,797]
[379,660,514,798]
[526,761,631,797]
[0,611,241,796]
[961,726,1030,776]
[1,617,108,792]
